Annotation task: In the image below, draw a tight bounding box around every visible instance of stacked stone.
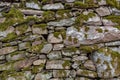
[0,0,120,80]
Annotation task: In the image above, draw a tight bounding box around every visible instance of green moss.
[75,12,95,27]
[80,45,98,53]
[54,32,61,38]
[85,26,90,32]
[30,44,44,53]
[0,7,24,31]
[96,28,103,33]
[0,71,24,80]
[43,11,55,21]
[2,32,17,42]
[3,7,24,19]
[84,33,88,38]
[32,63,44,74]
[106,0,120,10]
[33,24,47,30]
[104,15,120,25]
[114,26,120,30]
[62,60,71,68]
[105,29,109,32]
[56,10,72,20]
[65,46,78,52]
[58,70,67,77]
[74,0,98,8]
[25,16,41,23]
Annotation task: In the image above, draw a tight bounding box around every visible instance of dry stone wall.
[0,0,120,80]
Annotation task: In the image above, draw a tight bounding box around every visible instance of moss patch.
[74,0,98,9]
[33,23,47,30]
[106,0,120,10]
[30,43,44,53]
[62,60,71,68]
[2,32,17,42]
[56,10,72,20]
[80,45,98,53]
[43,11,55,22]
[75,12,95,27]
[96,28,103,33]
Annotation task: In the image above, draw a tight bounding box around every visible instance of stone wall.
[0,0,120,80]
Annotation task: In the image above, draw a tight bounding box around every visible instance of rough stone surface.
[47,18,76,27]
[0,46,17,55]
[42,3,64,10]
[41,44,53,53]
[95,7,111,16]
[48,34,63,43]
[0,0,120,80]
[26,2,40,9]
[46,60,71,69]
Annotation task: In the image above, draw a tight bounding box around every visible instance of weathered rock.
[0,55,5,60]
[86,15,102,25]
[39,54,47,59]
[33,59,46,66]
[18,42,31,50]
[53,70,70,78]
[0,71,34,80]
[98,0,106,5]
[102,19,117,26]
[109,47,120,53]
[0,56,38,71]
[20,9,43,16]
[47,17,76,27]
[53,70,76,78]
[105,41,120,46]
[84,60,96,71]
[0,46,17,55]
[47,51,62,59]
[112,8,120,15]
[92,48,120,78]
[26,2,40,9]
[65,0,75,2]
[75,77,92,80]
[0,18,5,23]
[6,51,26,61]
[34,71,52,80]
[95,7,111,16]
[76,69,97,78]
[53,44,64,50]
[72,55,88,61]
[0,26,14,38]
[32,26,48,35]
[41,44,53,53]
[48,34,63,43]
[72,61,82,69]
[62,50,74,56]
[42,3,64,10]
[46,60,71,69]
[16,26,31,36]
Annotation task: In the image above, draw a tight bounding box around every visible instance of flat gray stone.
[48,34,63,43]
[41,44,53,54]
[47,17,76,27]
[46,60,71,69]
[42,3,64,10]
[35,72,52,80]
[26,2,40,9]
[0,46,17,55]
[47,51,62,59]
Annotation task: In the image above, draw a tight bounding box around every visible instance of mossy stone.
[2,32,17,42]
[43,11,55,22]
